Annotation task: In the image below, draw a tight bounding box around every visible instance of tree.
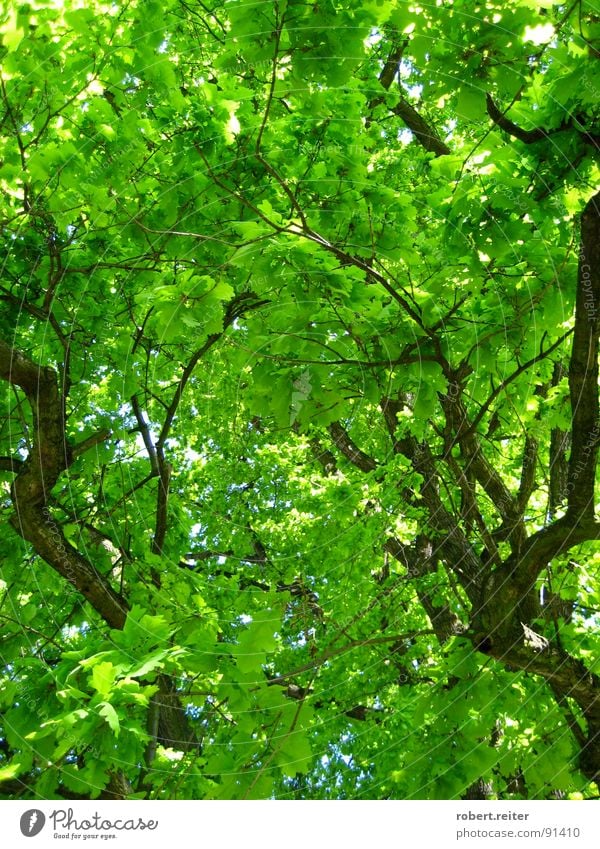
[0,0,599,800]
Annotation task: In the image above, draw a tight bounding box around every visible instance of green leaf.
[91,662,117,698]
[276,733,313,776]
[127,648,171,678]
[98,702,120,736]
[456,86,487,121]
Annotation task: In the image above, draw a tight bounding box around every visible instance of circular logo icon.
[20,810,46,837]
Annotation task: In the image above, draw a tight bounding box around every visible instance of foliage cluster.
[0,0,599,799]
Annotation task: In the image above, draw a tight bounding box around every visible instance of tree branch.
[328,421,377,472]
[379,399,483,593]
[567,190,600,520]
[516,434,538,514]
[477,634,600,781]
[370,43,450,157]
[391,93,451,157]
[0,340,128,630]
[268,629,434,684]
[486,93,600,151]
[0,455,24,473]
[486,93,553,143]
[384,536,467,642]
[464,330,572,438]
[378,42,406,89]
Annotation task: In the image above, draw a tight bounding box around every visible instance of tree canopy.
[0,0,599,801]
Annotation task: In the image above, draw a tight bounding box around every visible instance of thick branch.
[486,93,600,151]
[440,387,528,551]
[380,399,482,593]
[0,340,127,630]
[371,44,450,157]
[378,43,405,90]
[0,456,23,473]
[567,190,600,520]
[478,635,600,781]
[516,435,538,514]
[549,427,570,518]
[486,93,552,143]
[477,517,600,648]
[152,460,172,558]
[384,536,466,642]
[308,437,337,475]
[328,422,377,472]
[391,94,451,157]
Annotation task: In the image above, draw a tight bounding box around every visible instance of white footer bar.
[1,800,597,848]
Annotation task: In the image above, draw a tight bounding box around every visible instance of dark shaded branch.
[549,427,570,518]
[486,93,553,143]
[100,771,133,800]
[475,634,600,781]
[567,190,600,520]
[308,437,337,475]
[0,344,199,773]
[516,435,538,514]
[378,42,406,89]
[130,394,166,581]
[131,395,159,476]
[144,294,267,582]
[520,518,600,579]
[391,93,451,157]
[152,461,171,558]
[0,340,128,630]
[0,456,24,473]
[548,362,570,519]
[1,432,109,474]
[380,398,482,594]
[444,452,500,566]
[486,93,600,150]
[370,43,450,157]
[384,536,466,642]
[143,687,164,774]
[157,339,218,449]
[182,544,322,612]
[328,421,377,472]
[155,673,201,751]
[71,428,111,461]
[442,393,525,550]
[480,517,600,644]
[254,3,284,154]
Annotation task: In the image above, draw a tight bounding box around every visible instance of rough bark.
[0,340,128,630]
[369,44,451,157]
[328,421,377,472]
[567,191,600,520]
[486,94,600,151]
[469,192,600,780]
